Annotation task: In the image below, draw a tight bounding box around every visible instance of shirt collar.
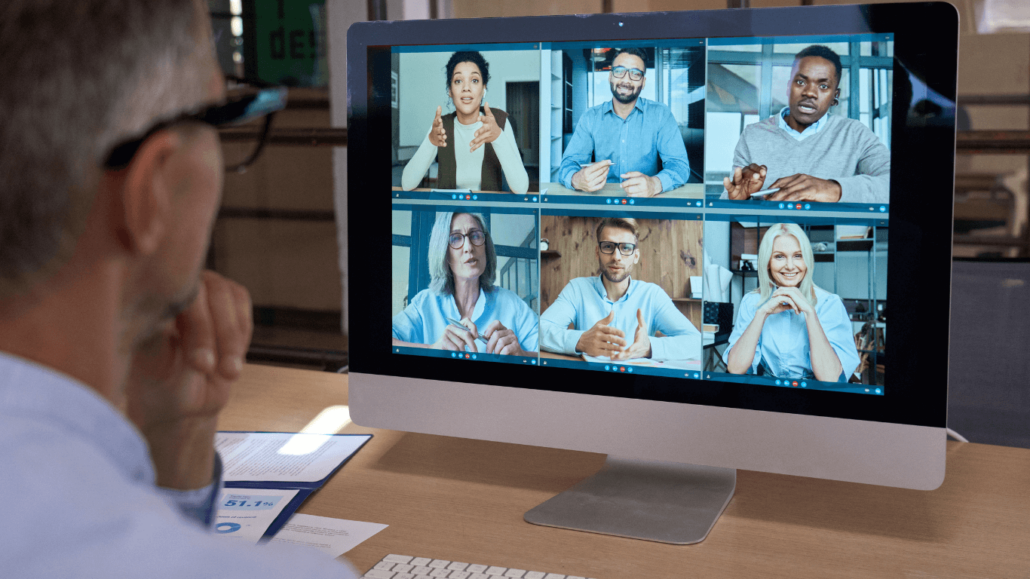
[592,275,635,302]
[777,106,829,140]
[602,97,646,117]
[0,351,155,485]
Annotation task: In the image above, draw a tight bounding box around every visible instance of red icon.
[465,354,470,359]
[620,367,626,372]
[792,381,799,387]
[466,195,472,200]
[795,204,802,210]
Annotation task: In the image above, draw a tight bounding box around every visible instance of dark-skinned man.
[723,45,890,204]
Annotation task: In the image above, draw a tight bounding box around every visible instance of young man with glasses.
[0,1,356,576]
[557,48,691,197]
[540,218,701,361]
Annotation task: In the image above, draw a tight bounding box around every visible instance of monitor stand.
[524,457,736,544]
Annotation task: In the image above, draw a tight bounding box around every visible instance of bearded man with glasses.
[540,218,701,361]
[557,47,691,197]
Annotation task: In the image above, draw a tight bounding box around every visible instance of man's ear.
[118,131,182,256]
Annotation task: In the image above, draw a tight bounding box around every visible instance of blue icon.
[775,379,782,386]
[605,365,610,371]
[451,352,457,358]
[696,201,702,207]
[693,373,700,379]
[879,206,887,212]
[804,204,811,210]
[606,198,612,204]
[451,194,457,200]
[215,523,241,534]
[629,199,635,205]
[628,367,633,373]
[875,388,882,394]
[472,195,478,201]
[532,197,537,202]
[778,202,785,209]
[531,359,537,365]
[471,354,477,360]
[801,381,808,388]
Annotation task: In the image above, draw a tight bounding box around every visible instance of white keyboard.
[361,554,596,579]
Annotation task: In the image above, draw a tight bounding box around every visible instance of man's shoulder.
[740,115,781,139]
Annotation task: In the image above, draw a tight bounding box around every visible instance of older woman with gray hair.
[392,212,538,355]
[724,223,859,382]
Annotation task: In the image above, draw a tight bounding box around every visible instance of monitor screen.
[344,2,957,501]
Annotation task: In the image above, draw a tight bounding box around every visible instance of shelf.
[672,298,703,303]
[541,250,561,258]
[730,270,758,277]
[837,239,875,252]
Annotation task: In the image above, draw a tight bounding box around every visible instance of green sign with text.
[253,0,327,87]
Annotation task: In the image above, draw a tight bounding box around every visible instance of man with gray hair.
[0,1,356,576]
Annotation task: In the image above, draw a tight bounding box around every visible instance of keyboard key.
[394,565,415,573]
[395,575,415,579]
[505,570,526,578]
[429,560,451,569]
[544,575,566,579]
[429,569,450,578]
[412,566,432,575]
[486,567,507,575]
[524,573,546,579]
[411,558,433,567]
[467,565,488,574]
[375,562,397,571]
[385,555,414,564]
[450,572,471,579]
[448,562,469,571]
[468,574,490,579]
[364,571,395,579]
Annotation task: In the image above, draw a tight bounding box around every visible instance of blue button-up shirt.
[393,286,540,353]
[724,287,860,381]
[558,98,691,192]
[0,351,357,578]
[540,276,701,361]
[777,106,830,141]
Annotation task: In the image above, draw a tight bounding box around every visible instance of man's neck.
[602,275,631,302]
[0,257,130,411]
[786,113,817,134]
[611,98,637,120]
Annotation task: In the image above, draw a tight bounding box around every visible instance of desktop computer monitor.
[339,2,958,544]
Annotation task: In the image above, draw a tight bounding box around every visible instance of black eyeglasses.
[599,241,637,256]
[103,85,288,174]
[449,230,487,249]
[611,66,644,81]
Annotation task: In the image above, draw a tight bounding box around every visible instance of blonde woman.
[724,223,859,382]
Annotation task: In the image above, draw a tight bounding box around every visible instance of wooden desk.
[220,364,1030,578]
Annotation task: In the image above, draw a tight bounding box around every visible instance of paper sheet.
[216,432,368,483]
[269,514,388,558]
[214,488,299,544]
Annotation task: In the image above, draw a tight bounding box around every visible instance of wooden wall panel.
[541,216,703,328]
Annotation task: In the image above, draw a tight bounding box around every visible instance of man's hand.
[723,164,767,200]
[620,172,662,197]
[571,160,612,192]
[766,174,841,202]
[575,310,627,357]
[432,318,479,353]
[612,309,652,360]
[483,320,526,356]
[469,102,502,153]
[126,271,252,490]
[429,105,447,148]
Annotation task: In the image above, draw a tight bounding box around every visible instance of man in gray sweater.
[723,45,891,204]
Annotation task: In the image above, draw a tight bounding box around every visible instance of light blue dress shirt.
[724,286,860,381]
[558,98,691,192]
[540,276,701,361]
[0,351,357,578]
[777,106,830,141]
[393,286,540,353]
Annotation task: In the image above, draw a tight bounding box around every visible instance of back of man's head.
[0,0,212,297]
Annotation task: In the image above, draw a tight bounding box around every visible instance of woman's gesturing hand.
[470,102,502,153]
[482,320,526,356]
[430,105,447,148]
[432,317,479,352]
[759,287,814,318]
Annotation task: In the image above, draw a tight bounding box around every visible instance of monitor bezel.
[347,2,958,429]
